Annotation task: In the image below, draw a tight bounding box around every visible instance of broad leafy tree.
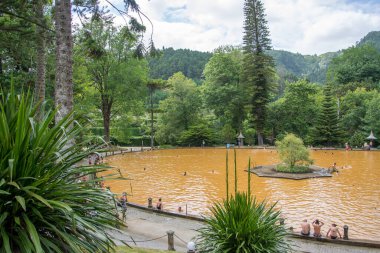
[339,88,378,138]
[148,47,212,84]
[362,94,380,141]
[327,44,380,96]
[241,0,276,145]
[203,46,245,131]
[155,72,202,145]
[267,80,322,143]
[77,18,148,142]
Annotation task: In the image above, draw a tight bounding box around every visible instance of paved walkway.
[111,206,380,253]
[111,206,203,252]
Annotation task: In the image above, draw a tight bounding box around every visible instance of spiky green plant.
[0,87,123,252]
[196,192,290,253]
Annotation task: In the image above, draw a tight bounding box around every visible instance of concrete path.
[111,206,380,253]
[112,206,203,252]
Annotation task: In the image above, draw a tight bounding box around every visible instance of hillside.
[269,50,339,83]
[148,31,380,84]
[358,31,380,51]
[148,47,212,84]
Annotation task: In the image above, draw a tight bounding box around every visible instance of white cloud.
[102,0,380,55]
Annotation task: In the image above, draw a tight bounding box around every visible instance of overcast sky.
[109,0,380,55]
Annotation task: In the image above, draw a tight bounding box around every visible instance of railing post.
[343,225,349,240]
[167,230,175,251]
[148,197,153,208]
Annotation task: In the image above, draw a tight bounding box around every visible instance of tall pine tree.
[241,0,275,145]
[313,85,343,146]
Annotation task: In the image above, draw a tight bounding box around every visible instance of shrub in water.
[275,133,313,172]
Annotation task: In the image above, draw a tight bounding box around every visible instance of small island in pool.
[249,133,336,179]
[248,165,333,180]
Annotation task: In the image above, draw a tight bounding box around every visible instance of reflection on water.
[104,148,380,241]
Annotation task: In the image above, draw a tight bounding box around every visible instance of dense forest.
[148,31,380,86]
[148,47,212,84]
[1,0,380,148]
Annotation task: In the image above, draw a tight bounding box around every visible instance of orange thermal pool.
[103,148,380,241]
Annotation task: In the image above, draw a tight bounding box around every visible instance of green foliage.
[267,80,322,142]
[203,46,245,130]
[275,164,311,173]
[268,50,338,85]
[276,133,313,169]
[357,31,380,52]
[241,0,276,145]
[327,44,380,91]
[242,116,256,145]
[155,73,202,145]
[196,192,290,253]
[0,3,44,88]
[362,95,380,139]
[349,131,365,148]
[177,124,216,146]
[339,88,378,137]
[313,85,344,146]
[0,88,122,252]
[76,18,148,142]
[148,47,212,84]
[221,124,236,144]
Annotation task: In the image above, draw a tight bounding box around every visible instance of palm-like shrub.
[196,192,290,253]
[0,88,122,252]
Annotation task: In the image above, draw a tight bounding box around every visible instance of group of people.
[88,154,103,165]
[301,219,342,239]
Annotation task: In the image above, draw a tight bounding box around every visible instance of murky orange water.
[103,148,380,240]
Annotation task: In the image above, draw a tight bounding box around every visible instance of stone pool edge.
[126,202,380,250]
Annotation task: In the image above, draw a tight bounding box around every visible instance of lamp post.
[237,132,245,147]
[366,130,377,149]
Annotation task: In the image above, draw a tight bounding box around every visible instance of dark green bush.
[275,164,311,173]
[196,192,290,253]
[0,87,122,252]
[177,124,217,146]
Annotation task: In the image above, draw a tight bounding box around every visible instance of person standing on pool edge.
[156,198,163,210]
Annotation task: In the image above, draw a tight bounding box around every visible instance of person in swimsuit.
[326,223,342,239]
[156,198,163,210]
[312,219,324,237]
[300,219,311,236]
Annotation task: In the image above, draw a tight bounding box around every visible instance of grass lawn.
[116,246,170,253]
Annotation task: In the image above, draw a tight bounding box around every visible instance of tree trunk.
[257,132,264,146]
[0,57,2,75]
[101,94,112,143]
[54,0,73,123]
[150,86,154,149]
[34,0,46,120]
